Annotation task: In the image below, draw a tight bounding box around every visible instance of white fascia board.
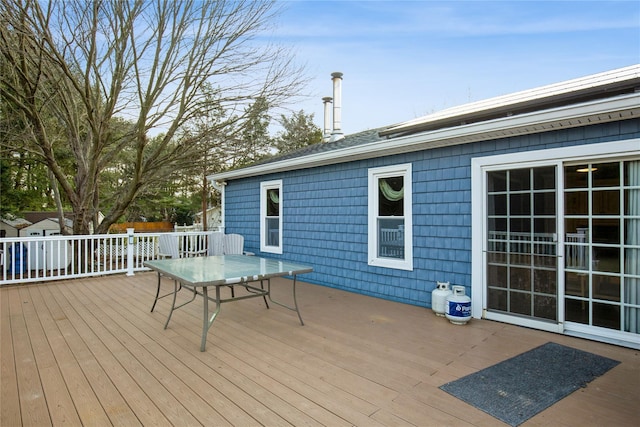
[208,93,640,182]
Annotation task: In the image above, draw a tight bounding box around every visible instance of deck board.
[1,272,639,426]
[7,287,52,427]
[20,286,85,426]
[1,288,22,427]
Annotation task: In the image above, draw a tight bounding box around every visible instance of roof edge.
[380,64,640,137]
[208,93,639,182]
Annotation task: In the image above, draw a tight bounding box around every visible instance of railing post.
[126,228,135,276]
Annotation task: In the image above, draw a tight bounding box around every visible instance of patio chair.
[223,233,244,255]
[207,232,225,256]
[221,233,244,298]
[157,234,179,259]
[223,234,268,307]
[151,234,182,312]
[181,234,208,257]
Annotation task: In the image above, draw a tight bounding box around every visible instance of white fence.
[0,230,214,286]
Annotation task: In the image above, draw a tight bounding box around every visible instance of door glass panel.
[488,264,507,287]
[510,266,531,291]
[592,163,620,187]
[593,275,620,302]
[487,194,507,216]
[534,192,555,215]
[510,193,530,215]
[593,190,620,215]
[565,165,589,188]
[510,169,531,191]
[488,217,507,232]
[534,269,556,294]
[593,302,620,329]
[486,166,557,322]
[564,160,639,335]
[510,292,531,316]
[624,161,640,334]
[565,191,588,215]
[565,272,588,297]
[566,299,589,323]
[488,289,507,311]
[534,295,557,320]
[592,219,620,244]
[534,166,556,190]
[592,247,620,273]
[510,217,530,233]
[488,171,507,191]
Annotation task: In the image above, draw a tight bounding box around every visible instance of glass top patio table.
[144,255,313,351]
[145,254,312,286]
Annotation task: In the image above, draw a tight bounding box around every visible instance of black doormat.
[439,342,620,426]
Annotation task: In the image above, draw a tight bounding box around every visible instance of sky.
[269,0,640,134]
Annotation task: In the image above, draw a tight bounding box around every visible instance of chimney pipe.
[322,96,332,142]
[330,72,344,141]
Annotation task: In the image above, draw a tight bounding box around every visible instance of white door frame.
[471,138,640,336]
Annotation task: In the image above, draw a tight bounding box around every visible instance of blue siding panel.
[223,120,640,308]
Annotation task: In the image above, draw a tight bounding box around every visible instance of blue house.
[209,65,640,349]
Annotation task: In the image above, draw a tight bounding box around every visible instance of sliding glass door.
[482,158,640,343]
[475,141,640,347]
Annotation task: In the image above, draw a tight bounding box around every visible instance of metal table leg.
[200,286,222,352]
[151,272,182,312]
[164,280,196,330]
[267,275,304,326]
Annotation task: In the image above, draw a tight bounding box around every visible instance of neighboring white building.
[0,216,31,238]
[21,217,73,236]
[194,206,222,231]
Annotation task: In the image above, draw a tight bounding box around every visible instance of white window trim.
[368,163,413,271]
[260,180,283,254]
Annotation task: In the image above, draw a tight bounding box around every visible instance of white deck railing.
[0,230,215,286]
[487,231,557,255]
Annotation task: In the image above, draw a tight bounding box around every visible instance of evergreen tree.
[274,110,322,154]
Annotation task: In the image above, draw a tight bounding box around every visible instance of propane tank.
[445,286,471,325]
[432,281,452,317]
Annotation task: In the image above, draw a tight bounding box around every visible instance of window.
[260,180,282,254]
[368,164,413,270]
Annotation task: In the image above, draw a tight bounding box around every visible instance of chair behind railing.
[566,230,588,270]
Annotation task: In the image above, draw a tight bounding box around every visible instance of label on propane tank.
[447,301,471,317]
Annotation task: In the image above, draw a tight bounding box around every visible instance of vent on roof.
[322,96,332,142]
[322,72,345,143]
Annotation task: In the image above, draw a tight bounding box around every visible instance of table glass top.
[144,255,312,286]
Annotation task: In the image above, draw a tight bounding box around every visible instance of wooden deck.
[2,272,638,426]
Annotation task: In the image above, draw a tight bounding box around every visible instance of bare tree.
[0,0,306,234]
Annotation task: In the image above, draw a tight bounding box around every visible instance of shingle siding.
[223,119,640,308]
